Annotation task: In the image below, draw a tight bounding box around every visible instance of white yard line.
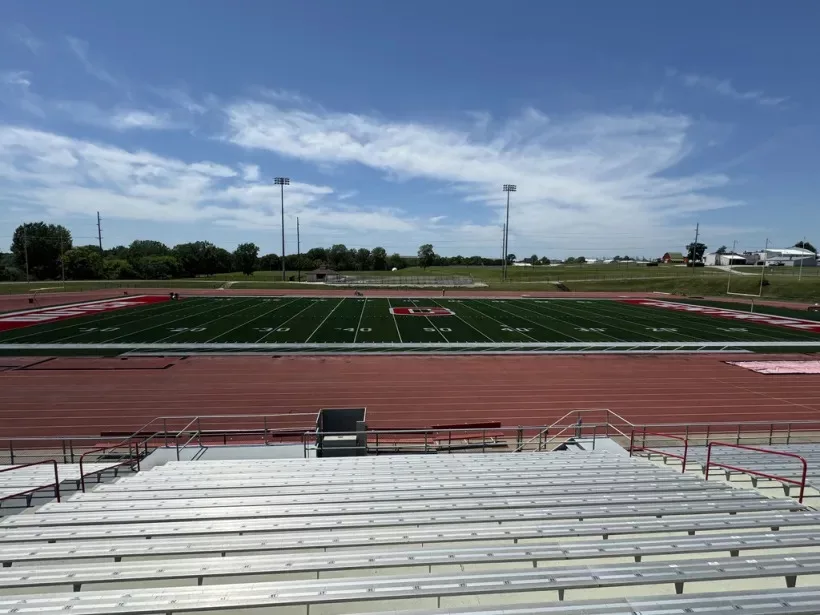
[154,298,268,343]
[411,300,449,342]
[254,300,320,343]
[431,299,494,342]
[478,299,582,342]
[455,301,540,342]
[352,298,368,344]
[387,298,404,344]
[305,298,346,342]
[204,298,302,343]
[506,300,620,342]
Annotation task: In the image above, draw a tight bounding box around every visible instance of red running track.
[2,354,820,438]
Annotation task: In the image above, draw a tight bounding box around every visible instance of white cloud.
[0,125,416,241]
[7,24,42,55]
[224,97,740,255]
[241,164,260,182]
[0,70,43,117]
[669,68,787,107]
[66,37,119,86]
[430,215,447,224]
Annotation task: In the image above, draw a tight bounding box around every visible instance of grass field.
[2,295,820,356]
[5,263,820,301]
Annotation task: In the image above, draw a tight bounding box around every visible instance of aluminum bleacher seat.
[2,451,820,614]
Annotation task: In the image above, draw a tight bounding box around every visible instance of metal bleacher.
[650,444,820,497]
[2,451,820,614]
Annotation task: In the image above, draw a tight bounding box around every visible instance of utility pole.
[726,239,737,293]
[690,222,699,277]
[759,237,769,295]
[799,235,806,281]
[501,223,506,280]
[96,212,103,252]
[23,225,30,286]
[502,184,517,280]
[60,231,66,290]
[274,177,290,281]
[296,217,301,282]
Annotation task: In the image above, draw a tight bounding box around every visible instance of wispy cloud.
[667,68,787,107]
[0,126,416,239]
[66,37,119,87]
[223,95,740,253]
[6,24,43,55]
[0,70,44,117]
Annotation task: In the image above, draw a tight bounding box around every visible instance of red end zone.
[619,299,820,334]
[0,295,170,332]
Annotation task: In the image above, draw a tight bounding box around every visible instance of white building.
[758,247,816,267]
[704,253,749,266]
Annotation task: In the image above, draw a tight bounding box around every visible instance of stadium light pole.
[275,177,290,281]
[502,184,517,281]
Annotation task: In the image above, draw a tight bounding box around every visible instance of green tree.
[506,253,516,264]
[213,248,233,274]
[103,258,137,280]
[565,257,576,264]
[173,241,219,277]
[127,240,170,261]
[371,247,387,270]
[133,255,180,279]
[417,244,435,269]
[259,253,281,271]
[355,248,372,271]
[11,222,72,280]
[716,246,728,254]
[305,247,328,268]
[233,242,260,276]
[530,254,538,264]
[577,256,587,264]
[388,253,406,270]
[795,240,817,254]
[540,256,551,265]
[63,246,104,280]
[686,242,708,262]
[328,244,352,270]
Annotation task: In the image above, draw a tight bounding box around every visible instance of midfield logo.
[389,307,455,316]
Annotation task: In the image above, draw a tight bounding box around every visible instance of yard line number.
[255,327,290,333]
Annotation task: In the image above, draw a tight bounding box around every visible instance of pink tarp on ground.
[727,360,820,374]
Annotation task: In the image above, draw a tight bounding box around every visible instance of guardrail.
[705,442,809,503]
[0,460,60,505]
[629,430,690,473]
[78,441,142,492]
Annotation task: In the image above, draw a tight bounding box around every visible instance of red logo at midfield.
[390,306,455,316]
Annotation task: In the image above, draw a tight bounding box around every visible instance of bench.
[76,473,710,499]
[1,553,818,613]
[2,530,818,593]
[5,511,820,566]
[50,480,729,513]
[4,488,770,527]
[0,499,804,543]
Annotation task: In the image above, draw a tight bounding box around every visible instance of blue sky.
[1,1,818,259]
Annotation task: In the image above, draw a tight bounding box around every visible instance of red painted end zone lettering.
[0,295,170,332]
[619,299,820,334]
[390,306,455,316]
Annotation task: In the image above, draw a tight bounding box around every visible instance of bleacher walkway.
[1,451,820,614]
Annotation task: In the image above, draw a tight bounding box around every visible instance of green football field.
[2,295,820,355]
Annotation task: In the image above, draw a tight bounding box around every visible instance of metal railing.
[629,430,690,473]
[705,441,809,503]
[0,460,60,505]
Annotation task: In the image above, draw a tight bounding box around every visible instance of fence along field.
[1,296,820,356]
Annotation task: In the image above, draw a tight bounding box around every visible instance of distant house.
[306,267,337,282]
[705,253,748,266]
[662,252,685,264]
[758,248,816,268]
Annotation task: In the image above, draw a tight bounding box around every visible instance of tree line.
[0,222,514,282]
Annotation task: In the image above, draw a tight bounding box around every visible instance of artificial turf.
[1,296,820,356]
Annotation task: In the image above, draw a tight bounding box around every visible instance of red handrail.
[0,460,60,504]
[79,440,139,492]
[705,441,809,503]
[629,429,689,473]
